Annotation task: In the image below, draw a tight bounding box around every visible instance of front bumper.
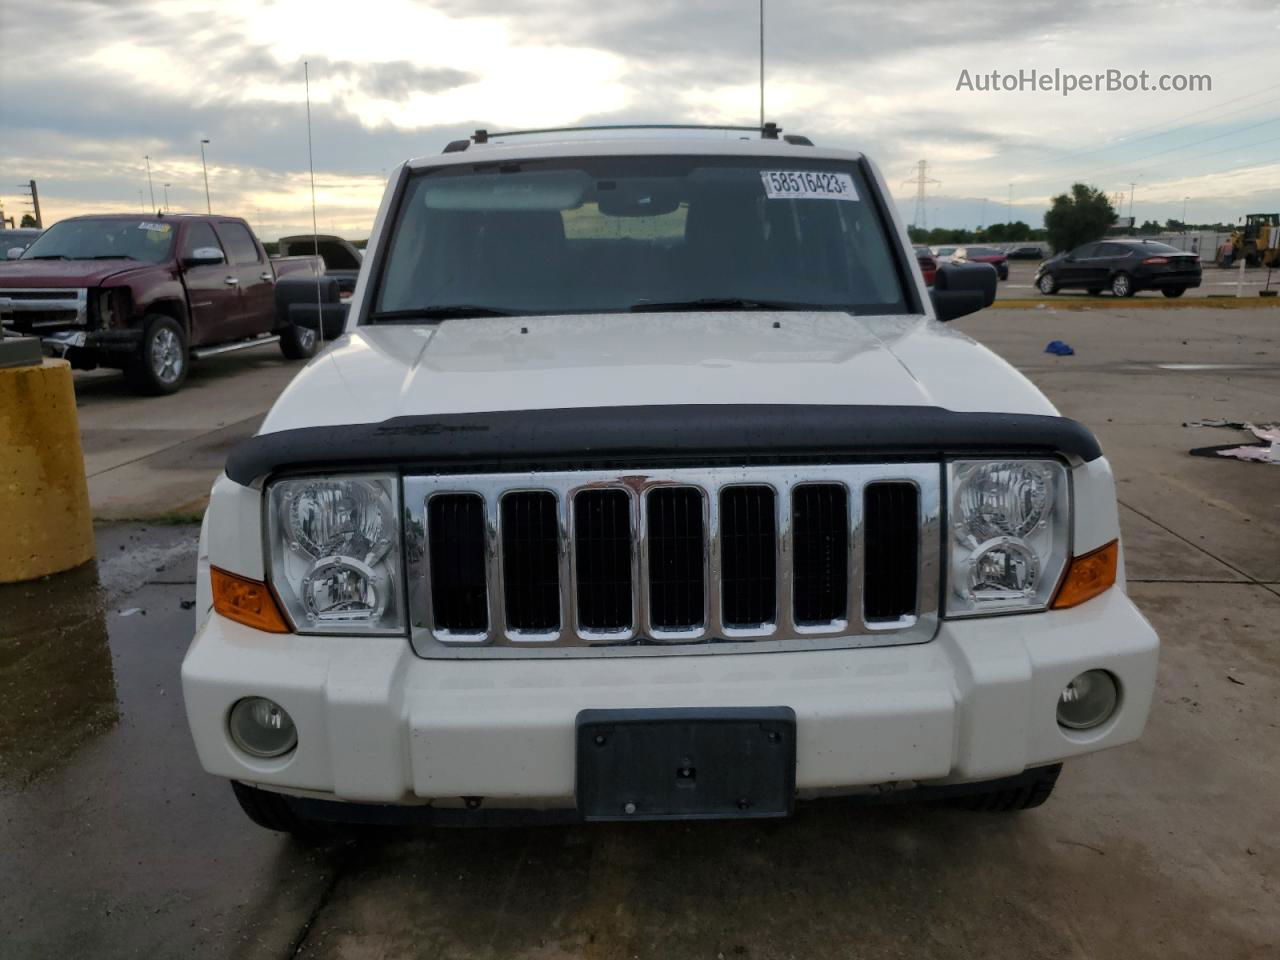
[182,588,1158,807]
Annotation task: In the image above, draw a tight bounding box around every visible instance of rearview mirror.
[182,246,224,268]
[930,262,997,322]
[288,301,349,339]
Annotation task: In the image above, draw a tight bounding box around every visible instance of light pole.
[163,183,171,213]
[144,155,156,211]
[200,139,212,214]
[1182,196,1189,231]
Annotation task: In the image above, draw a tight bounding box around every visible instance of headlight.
[946,460,1069,616]
[267,474,404,633]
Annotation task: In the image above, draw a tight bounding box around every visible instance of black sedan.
[1034,239,1202,298]
[1005,244,1045,260]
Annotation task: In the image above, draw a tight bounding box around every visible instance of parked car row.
[0,214,350,394]
[927,244,1010,280]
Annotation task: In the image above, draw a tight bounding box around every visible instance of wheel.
[1111,272,1135,297]
[1087,288,1103,296]
[231,781,319,835]
[124,315,188,395]
[278,323,318,360]
[951,764,1062,812]
[1162,287,1186,298]
[1037,273,1058,294]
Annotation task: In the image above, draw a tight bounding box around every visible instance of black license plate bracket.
[575,707,796,821]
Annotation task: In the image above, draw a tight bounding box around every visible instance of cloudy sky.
[2,0,1278,238]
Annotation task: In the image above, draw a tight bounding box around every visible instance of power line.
[1046,83,1280,164]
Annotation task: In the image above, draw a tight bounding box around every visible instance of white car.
[182,125,1157,832]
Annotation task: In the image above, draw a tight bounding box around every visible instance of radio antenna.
[759,0,765,128]
[304,61,324,345]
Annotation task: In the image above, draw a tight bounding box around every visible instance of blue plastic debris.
[1045,340,1075,356]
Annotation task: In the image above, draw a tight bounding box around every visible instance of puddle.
[0,562,118,787]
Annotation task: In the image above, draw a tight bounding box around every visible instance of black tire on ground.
[278,323,319,360]
[123,315,188,395]
[951,763,1062,812]
[1162,287,1186,298]
[1037,273,1057,295]
[231,780,316,835]
[1111,272,1136,297]
[1087,288,1103,296]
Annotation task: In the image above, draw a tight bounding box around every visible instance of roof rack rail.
[466,122,794,146]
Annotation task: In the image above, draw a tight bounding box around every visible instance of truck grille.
[405,464,940,657]
[0,288,88,332]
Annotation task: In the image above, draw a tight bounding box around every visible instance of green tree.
[1043,184,1116,253]
[20,214,37,228]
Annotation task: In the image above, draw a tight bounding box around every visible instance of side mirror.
[6,247,24,259]
[930,262,997,322]
[288,301,349,339]
[182,246,225,268]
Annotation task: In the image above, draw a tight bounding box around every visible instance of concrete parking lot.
[1,305,1277,959]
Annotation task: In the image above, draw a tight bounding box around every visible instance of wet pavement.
[2,306,1278,959]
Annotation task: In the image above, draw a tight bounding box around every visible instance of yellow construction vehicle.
[1218,213,1280,267]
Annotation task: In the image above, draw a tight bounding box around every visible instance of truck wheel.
[124,315,188,395]
[951,763,1062,812]
[278,323,318,360]
[231,781,319,836]
[1162,287,1186,298]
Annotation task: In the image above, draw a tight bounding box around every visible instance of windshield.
[21,218,175,263]
[373,155,910,319]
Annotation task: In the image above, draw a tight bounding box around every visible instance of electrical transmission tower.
[903,160,940,230]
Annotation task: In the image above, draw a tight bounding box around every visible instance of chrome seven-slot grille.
[404,465,940,657]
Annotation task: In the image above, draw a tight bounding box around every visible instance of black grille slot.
[574,490,633,631]
[647,487,706,629]
[720,485,777,628]
[792,484,849,624]
[863,482,919,623]
[428,494,488,632]
[501,492,560,632]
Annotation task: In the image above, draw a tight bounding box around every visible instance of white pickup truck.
[182,125,1158,833]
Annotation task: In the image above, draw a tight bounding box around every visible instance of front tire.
[1162,286,1186,298]
[124,315,188,395]
[1037,273,1058,295]
[1111,272,1135,297]
[952,763,1062,812]
[278,323,318,360]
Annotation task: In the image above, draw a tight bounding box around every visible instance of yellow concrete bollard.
[0,358,94,583]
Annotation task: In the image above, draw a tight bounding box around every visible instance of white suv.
[182,125,1157,832]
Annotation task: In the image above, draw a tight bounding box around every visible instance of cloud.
[1,0,1278,235]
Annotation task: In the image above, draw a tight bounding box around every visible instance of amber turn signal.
[1052,540,1119,610]
[211,567,291,633]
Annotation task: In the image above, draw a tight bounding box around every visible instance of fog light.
[1057,670,1118,730]
[229,697,297,758]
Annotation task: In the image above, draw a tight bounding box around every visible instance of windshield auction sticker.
[137,222,171,232]
[761,171,858,201]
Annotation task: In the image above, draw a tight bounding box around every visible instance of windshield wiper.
[26,254,69,260]
[628,297,844,313]
[89,255,137,260]
[372,305,521,321]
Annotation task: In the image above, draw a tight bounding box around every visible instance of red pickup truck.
[0,213,341,394]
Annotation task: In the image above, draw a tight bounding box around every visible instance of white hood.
[258,312,1056,434]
